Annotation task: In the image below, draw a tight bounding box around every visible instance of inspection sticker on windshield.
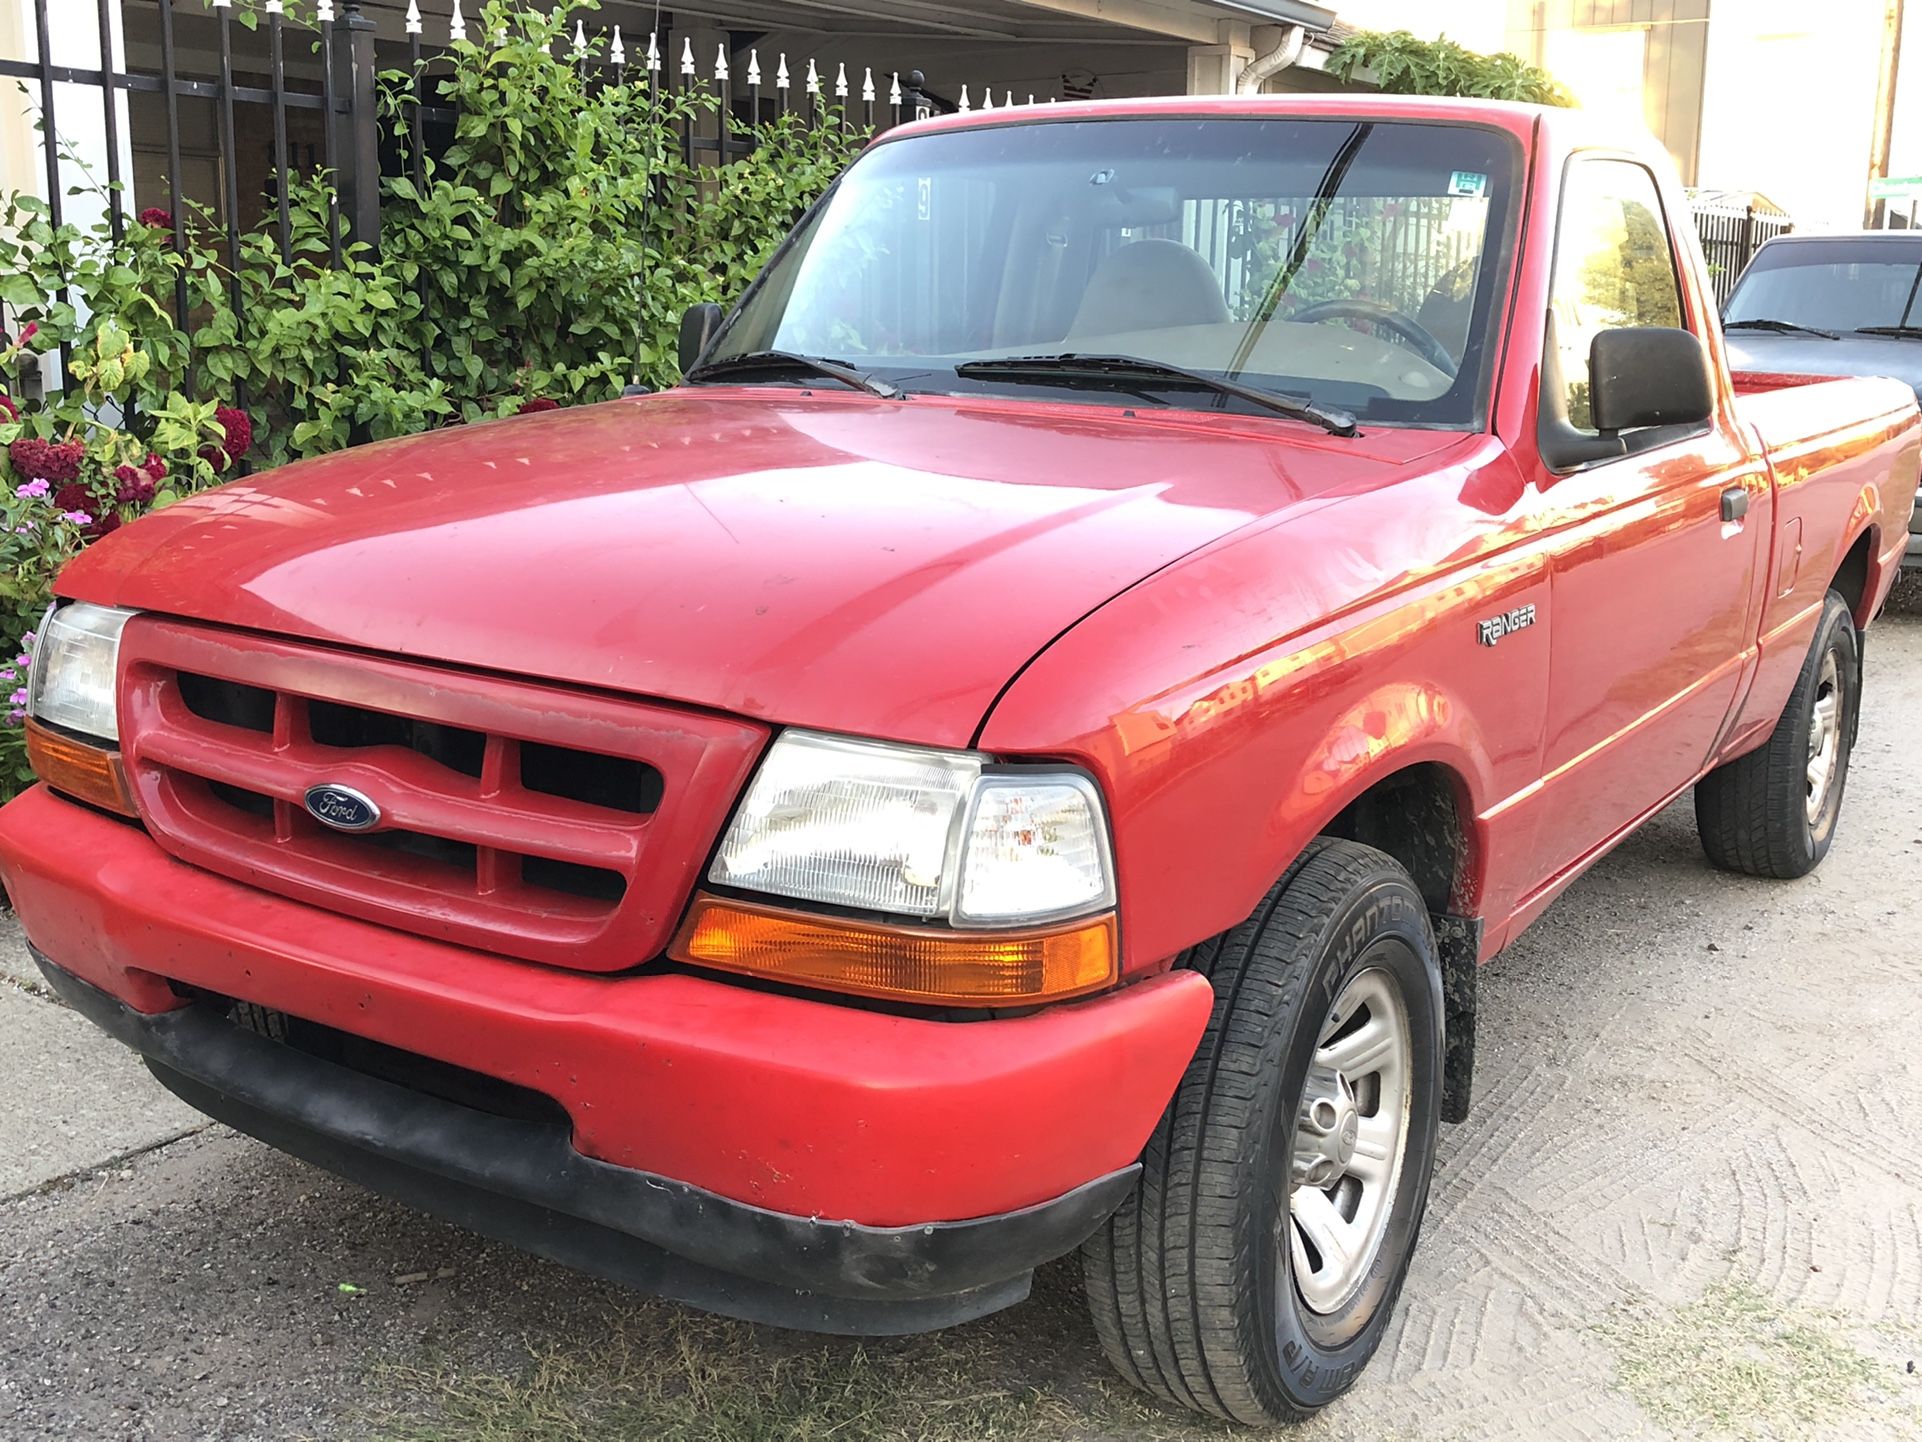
[1448,170,1489,199]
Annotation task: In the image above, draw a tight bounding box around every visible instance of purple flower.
[7,688,26,707]
[12,655,26,669]
[0,670,14,685]
[14,479,48,499]
[59,509,91,525]
[19,632,34,649]
[4,709,23,725]
[12,523,35,535]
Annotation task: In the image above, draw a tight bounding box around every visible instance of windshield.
[707,117,1523,429]
[1725,239,1922,331]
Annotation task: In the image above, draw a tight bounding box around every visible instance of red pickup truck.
[5,96,1916,1423]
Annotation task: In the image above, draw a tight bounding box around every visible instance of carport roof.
[359,0,1339,45]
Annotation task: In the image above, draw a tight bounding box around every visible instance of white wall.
[1327,0,1508,52]
[1695,0,1886,228]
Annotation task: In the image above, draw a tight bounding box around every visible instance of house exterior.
[1343,0,1915,231]
[1,0,1374,237]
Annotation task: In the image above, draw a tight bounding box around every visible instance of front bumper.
[33,954,1134,1333]
[0,786,1211,1332]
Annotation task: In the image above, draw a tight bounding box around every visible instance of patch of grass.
[365,1274,1236,1442]
[1598,1280,1891,1439]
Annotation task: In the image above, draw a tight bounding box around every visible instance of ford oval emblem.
[303,783,382,833]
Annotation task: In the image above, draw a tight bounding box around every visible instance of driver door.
[1526,156,1766,883]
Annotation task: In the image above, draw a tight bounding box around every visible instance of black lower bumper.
[34,953,1136,1336]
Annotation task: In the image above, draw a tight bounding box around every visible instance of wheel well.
[1318,763,1479,1123]
[1832,529,1875,625]
[1319,763,1469,914]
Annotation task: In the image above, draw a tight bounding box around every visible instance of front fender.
[979,527,1550,974]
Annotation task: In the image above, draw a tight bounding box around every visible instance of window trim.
[1537,149,1711,474]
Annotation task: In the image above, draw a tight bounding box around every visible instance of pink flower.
[138,207,174,230]
[142,453,168,483]
[0,395,16,424]
[7,688,24,707]
[59,509,91,525]
[13,321,36,347]
[14,478,48,499]
[4,709,23,725]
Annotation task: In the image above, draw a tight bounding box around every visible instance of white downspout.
[1237,24,1307,94]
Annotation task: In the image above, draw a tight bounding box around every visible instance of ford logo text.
[303,783,383,833]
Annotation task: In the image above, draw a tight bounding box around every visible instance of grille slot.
[522,741,663,815]
[179,985,569,1126]
[179,672,274,734]
[118,619,769,971]
[207,779,276,820]
[524,855,630,902]
[310,700,488,780]
[360,827,482,874]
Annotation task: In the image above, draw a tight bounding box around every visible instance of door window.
[1547,160,1684,431]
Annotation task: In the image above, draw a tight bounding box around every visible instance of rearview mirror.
[678,303,725,376]
[1589,326,1714,433]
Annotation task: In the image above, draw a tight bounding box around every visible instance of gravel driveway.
[3,583,1920,1442]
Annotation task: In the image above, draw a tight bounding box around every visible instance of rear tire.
[1696,590,1857,879]
[1081,838,1443,1424]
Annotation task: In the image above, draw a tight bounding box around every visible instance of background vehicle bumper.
[0,787,1211,1326]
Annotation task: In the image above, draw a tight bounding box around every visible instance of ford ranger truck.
[4,96,1916,1424]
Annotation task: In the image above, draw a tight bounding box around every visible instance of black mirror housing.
[678,303,726,376]
[1589,326,1714,433]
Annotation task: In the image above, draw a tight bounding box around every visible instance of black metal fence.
[0,0,942,400]
[1693,201,1794,308]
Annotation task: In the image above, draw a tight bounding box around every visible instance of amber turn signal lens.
[671,894,1118,1006]
[25,719,138,818]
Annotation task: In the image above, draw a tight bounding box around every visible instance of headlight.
[26,602,137,742]
[711,730,1116,927]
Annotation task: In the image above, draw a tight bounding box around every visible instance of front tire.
[1696,589,1858,879]
[1082,839,1443,1424]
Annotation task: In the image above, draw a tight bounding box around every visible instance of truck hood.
[62,390,1464,747]
[1726,329,1922,401]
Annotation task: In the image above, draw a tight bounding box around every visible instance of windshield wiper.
[1725,318,1839,340]
[685,349,901,399]
[1853,324,1922,340]
[953,353,1358,437]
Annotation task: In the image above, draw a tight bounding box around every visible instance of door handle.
[1721,486,1750,523]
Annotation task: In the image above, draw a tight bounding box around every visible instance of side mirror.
[1589,326,1714,432]
[678,303,725,376]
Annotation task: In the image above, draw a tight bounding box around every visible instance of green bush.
[0,0,863,794]
[1326,30,1574,107]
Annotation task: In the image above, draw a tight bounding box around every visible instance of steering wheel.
[1286,299,1459,380]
